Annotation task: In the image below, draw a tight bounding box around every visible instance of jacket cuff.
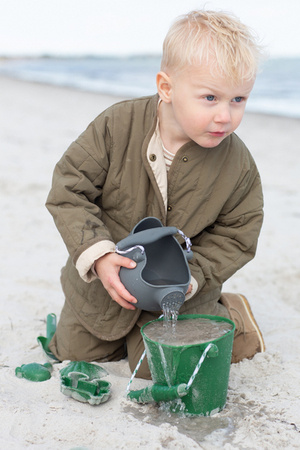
[184,275,198,301]
[76,240,116,282]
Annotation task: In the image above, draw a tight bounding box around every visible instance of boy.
[46,10,265,378]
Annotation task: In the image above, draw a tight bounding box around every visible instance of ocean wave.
[1,56,299,118]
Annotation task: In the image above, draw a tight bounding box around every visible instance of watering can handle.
[177,229,192,254]
[116,227,192,254]
[117,227,178,251]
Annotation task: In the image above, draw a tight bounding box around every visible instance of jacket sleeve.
[188,158,263,296]
[46,114,115,280]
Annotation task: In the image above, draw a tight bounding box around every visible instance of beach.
[1,76,300,449]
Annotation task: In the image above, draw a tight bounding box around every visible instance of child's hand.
[94,253,138,310]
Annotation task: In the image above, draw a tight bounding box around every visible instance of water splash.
[158,344,172,387]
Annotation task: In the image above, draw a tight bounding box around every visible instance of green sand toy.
[16,314,111,406]
[128,383,188,403]
[15,362,53,382]
[127,314,235,416]
[16,314,57,382]
[37,313,58,360]
[60,361,111,405]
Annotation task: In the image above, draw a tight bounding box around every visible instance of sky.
[0,0,300,58]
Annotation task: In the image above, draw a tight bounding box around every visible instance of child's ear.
[156,71,172,103]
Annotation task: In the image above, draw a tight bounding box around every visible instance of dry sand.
[1,76,300,449]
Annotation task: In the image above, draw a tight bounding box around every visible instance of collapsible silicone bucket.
[141,314,235,416]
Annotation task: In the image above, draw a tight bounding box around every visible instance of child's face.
[162,63,255,149]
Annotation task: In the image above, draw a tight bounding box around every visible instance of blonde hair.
[161,10,264,83]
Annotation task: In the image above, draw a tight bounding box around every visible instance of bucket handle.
[126,349,147,395]
[184,343,216,391]
[126,342,218,403]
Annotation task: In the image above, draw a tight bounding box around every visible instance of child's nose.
[214,104,231,124]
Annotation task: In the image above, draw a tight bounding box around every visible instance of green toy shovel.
[37,313,58,360]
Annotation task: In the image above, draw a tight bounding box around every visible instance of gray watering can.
[116,217,193,311]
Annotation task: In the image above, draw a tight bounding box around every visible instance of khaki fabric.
[49,301,127,363]
[49,300,156,379]
[46,94,263,341]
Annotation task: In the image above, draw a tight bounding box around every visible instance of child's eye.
[232,96,244,103]
[205,95,216,101]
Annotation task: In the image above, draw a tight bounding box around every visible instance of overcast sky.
[1,0,299,58]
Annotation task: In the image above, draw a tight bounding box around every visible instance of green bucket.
[140,314,235,416]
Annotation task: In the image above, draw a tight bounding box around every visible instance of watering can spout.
[127,383,188,404]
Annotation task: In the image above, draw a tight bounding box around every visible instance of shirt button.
[167,205,172,212]
[149,154,157,162]
[182,156,188,162]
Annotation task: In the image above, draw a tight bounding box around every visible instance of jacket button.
[149,154,157,162]
[182,156,188,162]
[167,205,172,212]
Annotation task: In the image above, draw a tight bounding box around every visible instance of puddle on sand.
[123,402,234,447]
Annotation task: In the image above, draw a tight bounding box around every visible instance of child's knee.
[48,320,96,362]
[51,300,126,362]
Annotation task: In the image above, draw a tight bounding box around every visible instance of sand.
[1,76,300,449]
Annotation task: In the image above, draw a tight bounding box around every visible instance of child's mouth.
[209,131,226,137]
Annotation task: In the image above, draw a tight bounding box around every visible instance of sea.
[1,55,300,119]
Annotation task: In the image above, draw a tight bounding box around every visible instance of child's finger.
[113,278,137,304]
[109,285,137,310]
[116,254,137,269]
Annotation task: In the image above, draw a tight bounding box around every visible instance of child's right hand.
[94,253,138,310]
